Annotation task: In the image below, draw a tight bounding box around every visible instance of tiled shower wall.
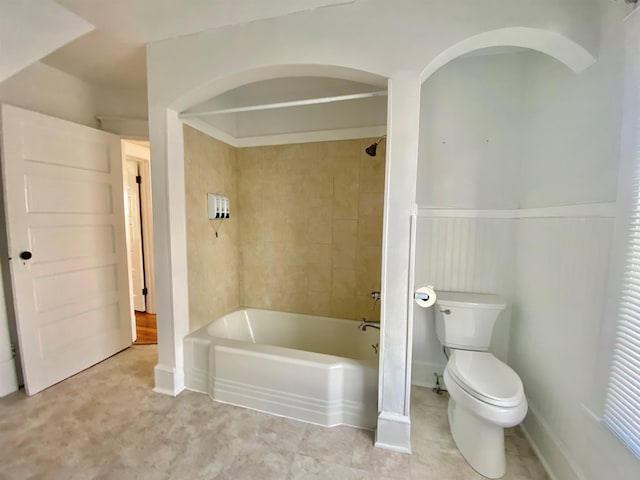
[237,139,385,321]
[184,126,240,331]
[184,132,386,329]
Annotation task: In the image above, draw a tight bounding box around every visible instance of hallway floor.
[133,312,157,345]
[0,346,549,479]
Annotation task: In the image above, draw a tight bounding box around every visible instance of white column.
[150,108,189,396]
[375,71,421,453]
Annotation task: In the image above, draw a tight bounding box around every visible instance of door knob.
[19,251,32,260]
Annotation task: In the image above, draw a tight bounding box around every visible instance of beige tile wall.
[237,138,385,322]
[183,125,240,331]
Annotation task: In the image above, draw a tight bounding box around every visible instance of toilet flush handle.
[440,309,451,315]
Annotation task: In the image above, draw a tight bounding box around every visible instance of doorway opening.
[121,140,157,344]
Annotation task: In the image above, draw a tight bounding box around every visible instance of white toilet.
[434,291,527,479]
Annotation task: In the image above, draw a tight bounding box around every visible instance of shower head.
[365,143,378,156]
[365,135,386,157]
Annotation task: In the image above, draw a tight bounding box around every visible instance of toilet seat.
[446,350,524,408]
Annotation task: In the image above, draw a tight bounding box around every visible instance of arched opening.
[420,27,596,83]
[159,64,392,431]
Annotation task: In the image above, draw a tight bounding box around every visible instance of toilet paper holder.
[414,285,437,308]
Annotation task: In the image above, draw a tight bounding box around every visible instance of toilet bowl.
[434,292,527,479]
[443,350,527,479]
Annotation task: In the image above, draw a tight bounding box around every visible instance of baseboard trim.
[411,360,445,388]
[375,411,412,453]
[153,363,185,397]
[0,357,18,397]
[521,401,586,480]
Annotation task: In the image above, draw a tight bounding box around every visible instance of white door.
[125,160,146,312]
[0,105,132,396]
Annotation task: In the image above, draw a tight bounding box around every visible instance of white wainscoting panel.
[512,216,614,479]
[412,216,516,386]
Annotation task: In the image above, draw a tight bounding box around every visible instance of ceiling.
[41,0,358,90]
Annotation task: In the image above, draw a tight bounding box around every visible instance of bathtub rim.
[188,307,380,369]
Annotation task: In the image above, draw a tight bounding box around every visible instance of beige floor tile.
[0,348,550,480]
[505,426,537,458]
[288,454,371,480]
[217,445,294,480]
[298,423,358,466]
[351,428,411,479]
[411,448,485,480]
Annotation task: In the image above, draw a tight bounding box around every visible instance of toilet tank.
[434,292,507,351]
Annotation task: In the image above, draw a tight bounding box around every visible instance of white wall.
[513,216,615,479]
[0,0,93,82]
[0,62,98,128]
[519,51,622,207]
[95,86,149,138]
[510,6,639,480]
[417,53,527,210]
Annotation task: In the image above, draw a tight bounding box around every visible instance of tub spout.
[359,319,380,331]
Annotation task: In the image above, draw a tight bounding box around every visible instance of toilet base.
[448,397,506,479]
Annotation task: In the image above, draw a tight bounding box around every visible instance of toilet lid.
[447,350,524,408]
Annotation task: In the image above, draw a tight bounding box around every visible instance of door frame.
[122,140,156,319]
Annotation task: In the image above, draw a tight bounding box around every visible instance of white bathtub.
[184,308,380,429]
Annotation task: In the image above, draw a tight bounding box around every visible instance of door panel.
[0,104,132,395]
[25,174,114,214]
[29,225,115,262]
[125,160,146,312]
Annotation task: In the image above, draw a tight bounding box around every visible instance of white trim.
[121,145,138,341]
[0,358,18,397]
[97,116,149,139]
[420,27,596,83]
[182,117,240,148]
[97,115,148,122]
[153,363,185,397]
[182,118,387,148]
[417,202,616,219]
[418,208,517,219]
[122,141,156,315]
[411,360,445,388]
[235,126,387,147]
[122,140,150,161]
[178,90,387,118]
[138,159,156,314]
[375,411,412,454]
[517,202,616,218]
[625,4,640,22]
[405,212,417,409]
[521,401,586,480]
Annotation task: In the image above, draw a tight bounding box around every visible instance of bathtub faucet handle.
[371,291,381,311]
[359,318,381,331]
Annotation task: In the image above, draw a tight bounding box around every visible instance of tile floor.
[0,346,549,479]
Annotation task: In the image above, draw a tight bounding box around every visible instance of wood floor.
[133,311,157,345]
